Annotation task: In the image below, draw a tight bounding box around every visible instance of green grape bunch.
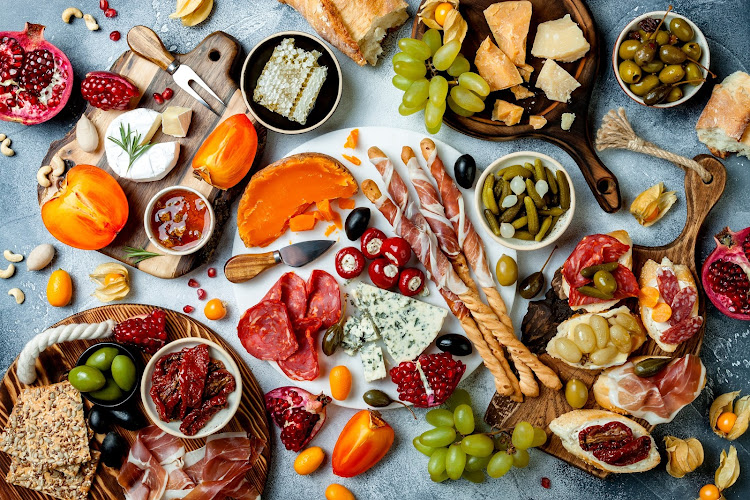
[393,29,491,134]
[412,391,548,483]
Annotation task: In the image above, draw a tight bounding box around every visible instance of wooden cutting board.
[38,31,267,279]
[485,155,726,478]
[0,304,270,499]
[412,0,621,214]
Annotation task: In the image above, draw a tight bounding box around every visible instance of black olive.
[344,207,371,241]
[109,407,148,431]
[101,432,129,468]
[88,407,109,434]
[454,154,477,189]
[436,334,473,356]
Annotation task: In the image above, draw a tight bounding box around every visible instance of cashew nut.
[83,14,99,31]
[8,288,24,304]
[0,134,5,141]
[4,250,23,263]
[62,7,83,23]
[37,165,53,188]
[1,138,14,157]
[0,264,15,279]
[50,155,65,176]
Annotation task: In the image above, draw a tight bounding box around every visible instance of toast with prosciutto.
[549,410,660,474]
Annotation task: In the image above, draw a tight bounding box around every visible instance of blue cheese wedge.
[352,283,449,363]
[342,316,363,356]
[360,343,387,382]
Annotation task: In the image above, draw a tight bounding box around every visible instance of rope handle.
[17,321,115,385]
[595,108,712,183]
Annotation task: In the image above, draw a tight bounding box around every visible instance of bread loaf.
[695,71,750,158]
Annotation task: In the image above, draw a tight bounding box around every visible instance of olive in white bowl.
[474,152,575,252]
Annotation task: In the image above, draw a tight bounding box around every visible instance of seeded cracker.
[7,450,100,500]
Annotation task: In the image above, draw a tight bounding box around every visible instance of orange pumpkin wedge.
[237,153,358,247]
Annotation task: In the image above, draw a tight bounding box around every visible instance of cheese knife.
[224,240,335,283]
[126,26,225,115]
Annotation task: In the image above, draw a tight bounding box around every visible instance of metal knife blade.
[277,240,335,267]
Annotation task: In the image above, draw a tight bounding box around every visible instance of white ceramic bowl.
[143,186,215,256]
[613,11,710,108]
[474,151,575,251]
[141,338,242,439]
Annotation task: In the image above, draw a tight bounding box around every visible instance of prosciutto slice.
[605,354,705,425]
[118,435,169,500]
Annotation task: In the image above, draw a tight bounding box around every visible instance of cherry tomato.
[434,2,454,26]
[368,258,399,289]
[699,484,720,500]
[335,247,365,279]
[398,268,425,296]
[717,411,737,434]
[381,237,411,267]
[361,228,386,259]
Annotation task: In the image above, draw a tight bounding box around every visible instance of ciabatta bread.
[695,71,750,158]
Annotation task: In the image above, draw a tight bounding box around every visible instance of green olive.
[643,84,672,106]
[593,270,617,295]
[655,30,671,46]
[362,389,393,407]
[634,41,658,66]
[85,347,119,371]
[618,60,642,84]
[669,17,694,42]
[68,366,107,392]
[565,379,589,409]
[640,60,664,74]
[495,254,518,287]
[618,39,641,60]
[666,86,684,102]
[629,74,660,96]
[681,42,702,60]
[685,62,703,82]
[111,355,136,392]
[577,285,614,300]
[659,64,686,84]
[89,379,124,402]
[659,44,687,64]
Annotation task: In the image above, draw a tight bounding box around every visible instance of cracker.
[7,450,100,500]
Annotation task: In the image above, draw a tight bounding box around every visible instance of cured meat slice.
[306,270,341,328]
[562,234,631,288]
[150,352,183,421]
[139,426,185,464]
[178,344,210,418]
[670,287,697,325]
[238,300,298,360]
[262,272,308,323]
[661,316,704,345]
[278,317,323,381]
[656,267,681,308]
[567,265,639,307]
[117,435,168,500]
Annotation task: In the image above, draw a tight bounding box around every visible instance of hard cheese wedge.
[352,283,448,363]
[162,106,193,138]
[535,59,581,103]
[484,1,532,67]
[531,14,590,62]
[474,37,523,92]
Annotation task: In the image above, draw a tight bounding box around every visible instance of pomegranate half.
[702,226,750,321]
[264,386,330,452]
[0,23,74,125]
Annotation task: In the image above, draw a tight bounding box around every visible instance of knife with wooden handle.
[224,240,335,283]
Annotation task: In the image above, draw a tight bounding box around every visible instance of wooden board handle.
[127,26,175,71]
[224,252,280,283]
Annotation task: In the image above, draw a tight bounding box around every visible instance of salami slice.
[670,287,697,325]
[662,316,703,345]
[278,317,323,381]
[306,270,342,328]
[262,272,308,324]
[656,267,681,308]
[238,300,298,360]
[568,265,640,307]
[562,234,631,288]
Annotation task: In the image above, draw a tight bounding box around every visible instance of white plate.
[230,126,517,409]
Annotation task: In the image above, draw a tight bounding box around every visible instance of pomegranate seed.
[162,87,174,100]
[188,278,200,288]
[183,305,195,313]
[541,477,551,489]
[105,8,117,18]
[109,31,121,41]
[100,0,109,10]
[153,92,164,104]
[197,288,207,300]
[207,267,217,278]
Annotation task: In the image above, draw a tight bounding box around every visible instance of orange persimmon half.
[192,114,258,190]
[41,165,129,250]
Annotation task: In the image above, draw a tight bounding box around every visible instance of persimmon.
[332,410,394,477]
[41,165,128,250]
[192,114,258,190]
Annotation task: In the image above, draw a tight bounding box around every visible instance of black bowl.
[75,342,142,409]
[241,31,342,134]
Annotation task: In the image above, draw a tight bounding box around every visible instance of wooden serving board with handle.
[38,30,266,279]
[0,304,270,499]
[413,0,621,213]
[485,155,726,478]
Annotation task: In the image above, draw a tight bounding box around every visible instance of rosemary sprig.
[107,123,155,172]
[123,246,163,263]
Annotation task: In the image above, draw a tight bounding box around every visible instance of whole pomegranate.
[81,71,139,111]
[0,23,74,125]
[702,226,750,320]
[264,386,330,452]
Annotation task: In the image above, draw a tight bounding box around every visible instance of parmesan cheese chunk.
[536,59,581,103]
[529,115,547,130]
[492,99,524,126]
[162,106,192,138]
[561,112,576,131]
[484,1,532,67]
[510,85,534,100]
[531,14,590,62]
[474,37,522,92]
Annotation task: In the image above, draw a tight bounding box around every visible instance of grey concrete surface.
[1,0,749,499]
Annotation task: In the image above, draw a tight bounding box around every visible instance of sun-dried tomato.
[593,436,652,466]
[579,422,650,466]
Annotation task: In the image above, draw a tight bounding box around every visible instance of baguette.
[695,71,750,158]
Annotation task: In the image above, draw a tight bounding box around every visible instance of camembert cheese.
[474,37,522,92]
[492,100,524,126]
[531,14,590,62]
[484,1,532,67]
[535,59,581,103]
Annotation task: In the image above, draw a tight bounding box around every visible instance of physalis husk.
[710,391,750,440]
[715,446,740,494]
[629,182,677,227]
[90,262,130,302]
[664,436,704,478]
[418,0,467,44]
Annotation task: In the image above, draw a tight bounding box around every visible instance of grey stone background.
[1,0,748,498]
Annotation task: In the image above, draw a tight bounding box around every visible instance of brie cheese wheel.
[535,59,581,103]
[531,14,591,62]
[105,109,180,182]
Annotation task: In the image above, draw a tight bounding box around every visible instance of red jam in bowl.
[149,189,210,251]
